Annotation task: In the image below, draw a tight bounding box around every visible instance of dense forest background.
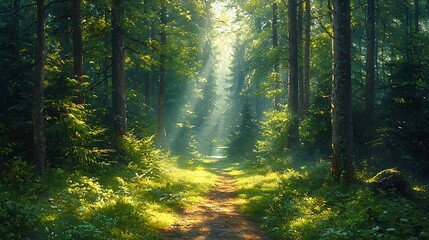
[1,0,429,239]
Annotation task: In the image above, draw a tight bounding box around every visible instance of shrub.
[46,101,109,171]
[228,104,259,159]
[255,108,293,165]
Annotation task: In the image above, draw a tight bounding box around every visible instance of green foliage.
[0,138,216,239]
[299,104,331,156]
[376,59,429,172]
[36,157,216,239]
[0,159,41,240]
[230,159,429,240]
[115,134,162,178]
[255,108,293,164]
[46,100,109,170]
[228,104,259,159]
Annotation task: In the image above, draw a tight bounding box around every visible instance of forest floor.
[159,164,271,240]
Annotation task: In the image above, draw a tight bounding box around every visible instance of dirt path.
[159,170,271,240]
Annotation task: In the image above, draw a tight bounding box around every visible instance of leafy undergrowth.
[1,144,216,239]
[227,159,429,240]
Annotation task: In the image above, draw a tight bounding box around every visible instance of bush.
[115,134,163,179]
[0,159,41,239]
[299,107,331,156]
[46,101,109,171]
[255,108,293,165]
[228,104,259,159]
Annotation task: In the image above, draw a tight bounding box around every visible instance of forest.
[1,0,429,239]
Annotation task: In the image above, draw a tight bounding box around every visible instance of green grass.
[1,157,217,240]
[225,158,429,240]
[4,153,428,240]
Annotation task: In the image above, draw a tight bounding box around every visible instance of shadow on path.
[159,158,271,240]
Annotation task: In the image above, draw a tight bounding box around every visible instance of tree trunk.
[10,0,20,59]
[404,0,411,62]
[144,71,151,107]
[303,0,311,113]
[102,11,110,108]
[111,0,127,136]
[298,0,304,114]
[375,0,379,87]
[158,3,167,146]
[332,0,354,182]
[34,0,46,176]
[427,0,429,16]
[273,1,280,110]
[143,1,151,108]
[414,0,419,32]
[288,0,299,147]
[365,0,375,122]
[151,20,157,107]
[72,0,84,103]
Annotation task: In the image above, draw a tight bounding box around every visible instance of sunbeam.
[167,0,238,156]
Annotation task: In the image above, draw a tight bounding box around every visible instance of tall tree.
[404,0,411,62]
[72,0,84,103]
[365,0,375,122]
[273,1,280,110]
[143,0,151,107]
[288,0,299,147]
[10,0,20,59]
[111,0,127,136]
[414,0,419,32]
[298,0,304,114]
[34,0,46,176]
[102,11,110,107]
[331,0,354,182]
[303,0,310,113]
[427,0,429,16]
[158,3,167,146]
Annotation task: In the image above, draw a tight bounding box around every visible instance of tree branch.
[3,3,36,16]
[314,16,334,39]
[44,0,68,11]
[124,33,160,52]
[89,74,112,91]
[89,63,112,91]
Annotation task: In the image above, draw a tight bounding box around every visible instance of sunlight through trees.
[0,0,428,238]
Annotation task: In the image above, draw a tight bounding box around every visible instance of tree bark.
[144,70,151,107]
[427,0,429,16]
[72,0,84,103]
[158,3,167,146]
[102,11,110,107]
[288,0,299,147]
[10,0,20,59]
[298,0,304,114]
[273,1,280,110]
[404,0,411,62]
[332,0,354,182]
[34,0,46,176]
[414,0,419,32]
[365,0,375,122]
[151,20,158,107]
[303,0,311,113]
[111,0,127,136]
[143,1,151,107]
